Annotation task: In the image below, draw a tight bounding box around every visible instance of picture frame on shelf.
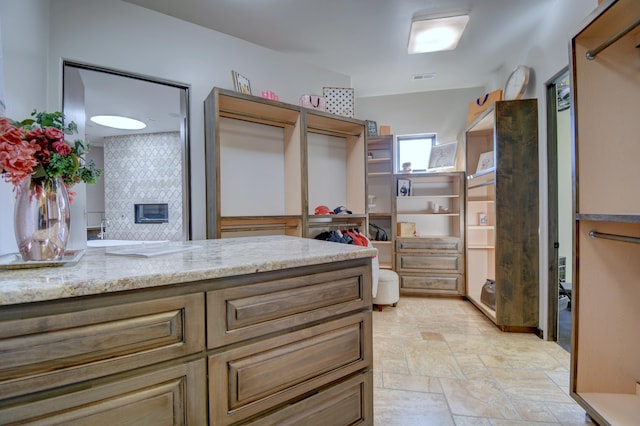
[231,70,252,95]
[428,141,458,170]
[475,151,494,174]
[397,178,411,197]
[366,120,378,136]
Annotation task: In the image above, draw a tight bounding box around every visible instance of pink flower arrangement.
[0,110,102,201]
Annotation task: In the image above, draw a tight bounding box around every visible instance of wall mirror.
[62,62,191,245]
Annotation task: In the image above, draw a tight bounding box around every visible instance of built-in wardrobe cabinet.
[465,99,539,331]
[204,88,368,239]
[570,0,640,423]
[366,135,394,269]
[394,172,466,296]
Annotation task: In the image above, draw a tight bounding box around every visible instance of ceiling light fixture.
[408,14,469,54]
[90,115,147,130]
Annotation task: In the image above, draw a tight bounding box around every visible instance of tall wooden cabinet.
[204,87,367,239]
[366,135,394,269]
[394,172,466,296]
[570,0,640,424]
[465,100,539,331]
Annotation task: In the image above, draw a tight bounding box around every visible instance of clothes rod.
[308,222,362,229]
[586,17,640,60]
[307,125,361,137]
[589,230,640,245]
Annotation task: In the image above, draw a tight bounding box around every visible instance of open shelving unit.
[305,110,368,237]
[570,0,640,423]
[394,172,465,296]
[465,99,538,331]
[366,135,394,269]
[204,87,367,240]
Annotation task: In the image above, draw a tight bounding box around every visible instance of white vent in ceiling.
[411,73,436,81]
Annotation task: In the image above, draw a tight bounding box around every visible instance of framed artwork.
[323,87,354,117]
[397,178,412,197]
[428,141,458,170]
[366,120,378,137]
[231,70,252,95]
[476,151,495,174]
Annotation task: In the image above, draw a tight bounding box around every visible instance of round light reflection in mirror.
[90,115,146,130]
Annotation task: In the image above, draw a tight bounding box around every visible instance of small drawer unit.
[395,238,465,296]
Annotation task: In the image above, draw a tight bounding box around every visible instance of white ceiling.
[74,0,557,144]
[79,69,183,143]
[123,0,555,97]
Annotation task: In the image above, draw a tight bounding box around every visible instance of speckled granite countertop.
[0,236,376,306]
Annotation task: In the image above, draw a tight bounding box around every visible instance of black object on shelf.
[481,279,496,310]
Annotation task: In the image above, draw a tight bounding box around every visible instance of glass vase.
[14,177,71,261]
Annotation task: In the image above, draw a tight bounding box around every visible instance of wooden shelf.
[369,213,392,218]
[468,199,495,204]
[368,172,391,177]
[368,158,391,163]
[468,225,495,230]
[467,171,495,189]
[397,195,459,200]
[577,392,640,426]
[397,213,460,217]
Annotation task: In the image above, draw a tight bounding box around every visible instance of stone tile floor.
[372,297,595,425]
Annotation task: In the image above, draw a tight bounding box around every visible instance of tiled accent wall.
[104,132,183,241]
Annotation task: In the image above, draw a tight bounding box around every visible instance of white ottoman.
[373,269,399,311]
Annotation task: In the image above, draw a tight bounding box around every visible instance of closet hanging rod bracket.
[589,230,640,245]
[585,16,640,60]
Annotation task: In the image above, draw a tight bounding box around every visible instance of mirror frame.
[62,60,192,241]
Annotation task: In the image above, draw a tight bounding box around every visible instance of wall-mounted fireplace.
[135,203,169,224]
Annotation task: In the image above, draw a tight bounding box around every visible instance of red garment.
[344,230,364,246]
[350,230,369,246]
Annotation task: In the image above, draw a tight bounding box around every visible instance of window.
[396,133,436,173]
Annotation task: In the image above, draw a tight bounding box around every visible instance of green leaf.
[31,164,47,179]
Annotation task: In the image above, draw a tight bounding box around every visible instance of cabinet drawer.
[396,237,462,252]
[0,359,207,425]
[0,294,205,399]
[396,253,463,272]
[399,274,463,295]
[209,313,372,425]
[244,370,373,426]
[207,264,371,348]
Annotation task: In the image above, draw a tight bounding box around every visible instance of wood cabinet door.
[399,273,463,295]
[209,313,372,425]
[0,360,207,425]
[244,371,373,426]
[0,293,205,399]
[207,263,371,348]
[396,253,463,273]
